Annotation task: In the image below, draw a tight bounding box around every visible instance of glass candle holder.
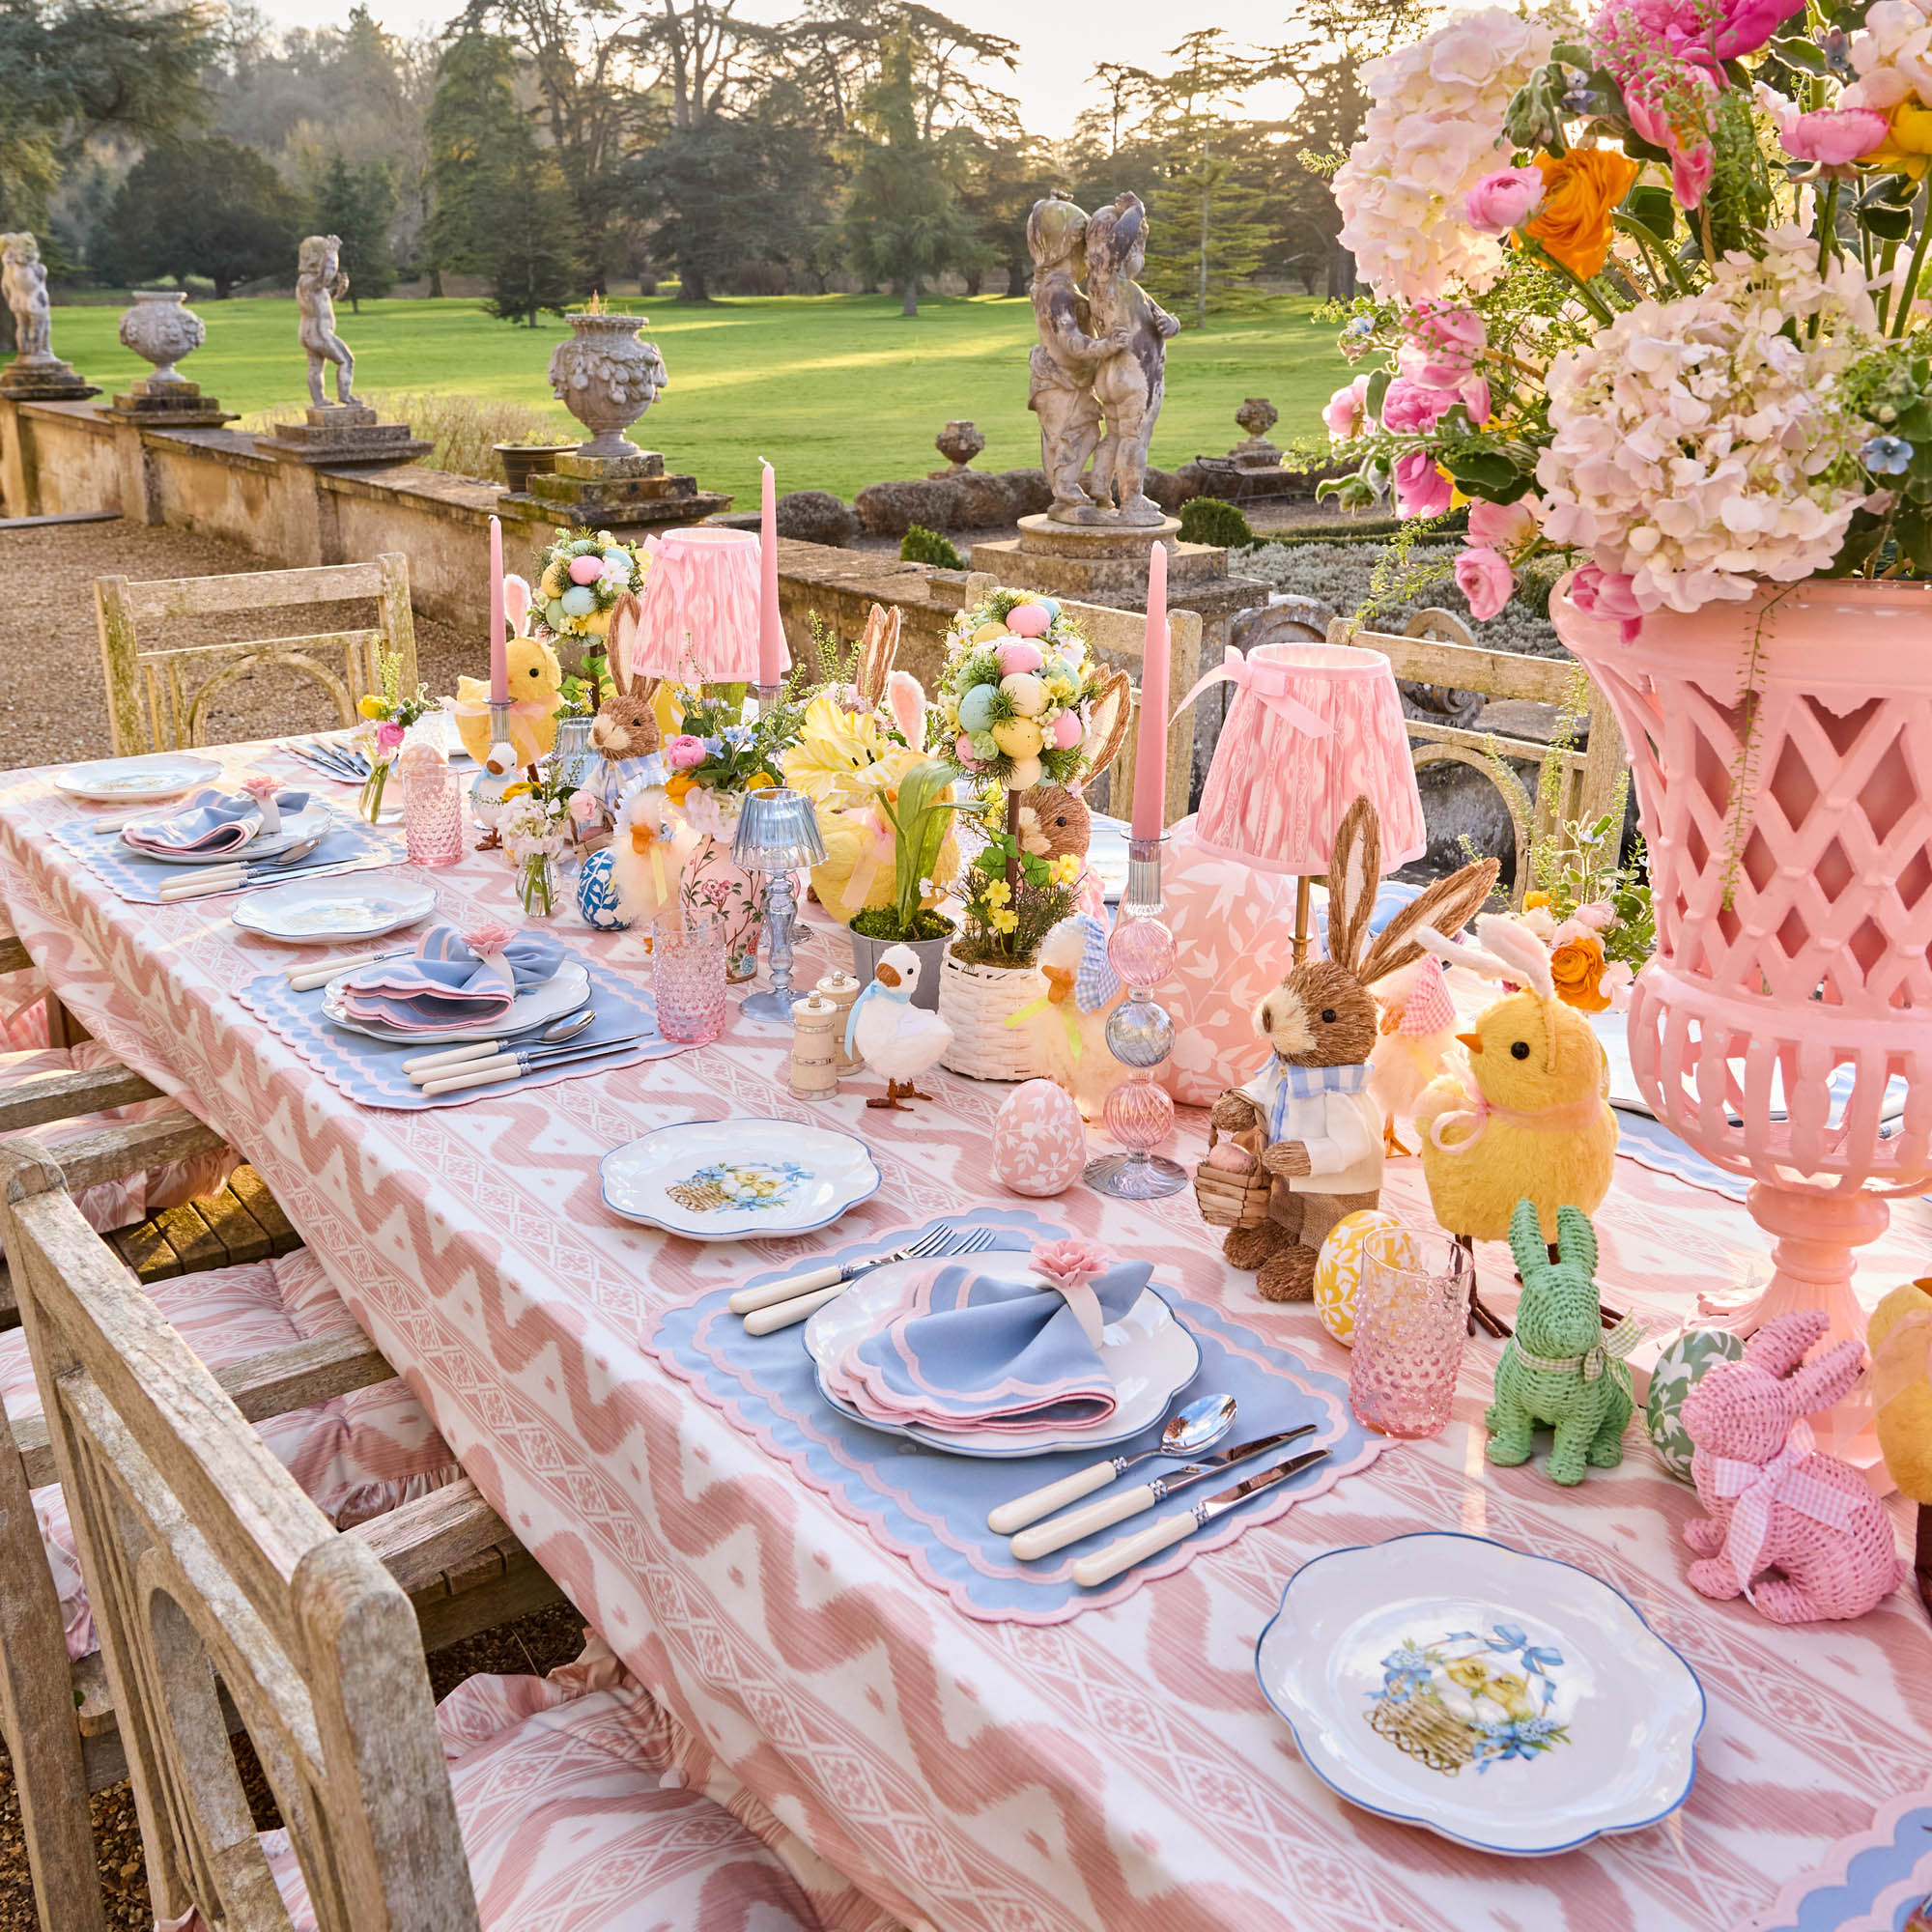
[1349,1226,1472,1440]
[403,761,464,868]
[653,912,728,1045]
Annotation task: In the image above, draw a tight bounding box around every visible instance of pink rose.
[1322,375,1370,440]
[464,922,517,955]
[1568,564,1644,643]
[375,721,406,753]
[1467,496,1540,552]
[241,775,280,801]
[1392,449,1453,521]
[1031,1238,1112,1290]
[1572,899,1617,931]
[1403,303,1486,386]
[1780,106,1888,167]
[664,734,708,770]
[1464,166,1546,236]
[567,788,599,824]
[1455,546,1515,621]
[1380,377,1458,435]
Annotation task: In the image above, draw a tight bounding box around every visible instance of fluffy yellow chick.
[1871,1279,1932,1504]
[455,636,563,768]
[1413,984,1617,1244]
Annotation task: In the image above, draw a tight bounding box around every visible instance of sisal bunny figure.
[1680,1309,1905,1623]
[590,591,661,765]
[1206,795,1499,1303]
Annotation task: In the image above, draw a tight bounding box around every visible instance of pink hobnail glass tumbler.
[1349,1227,1472,1439]
[403,762,464,868]
[653,913,728,1045]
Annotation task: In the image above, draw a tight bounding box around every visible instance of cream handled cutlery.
[985,1390,1237,1535]
[736,1223,1008,1337]
[156,857,373,903]
[403,1009,595,1080]
[1009,1426,1316,1561]
[286,946,412,992]
[1069,1447,1330,1589]
[418,1033,648,1096]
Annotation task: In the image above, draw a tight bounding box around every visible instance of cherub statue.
[1,234,55,363]
[1025,192,1117,523]
[1085,194,1179,526]
[296,234,357,408]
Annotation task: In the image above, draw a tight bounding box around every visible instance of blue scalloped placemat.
[649,1205,1384,1624]
[52,810,400,905]
[1749,1786,1932,1932]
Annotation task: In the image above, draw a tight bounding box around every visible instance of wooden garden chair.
[93,553,416,757]
[0,1115,564,1932]
[1,1133,827,1932]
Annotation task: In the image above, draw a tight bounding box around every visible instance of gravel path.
[0,520,483,772]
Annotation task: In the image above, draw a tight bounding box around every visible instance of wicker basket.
[937,951,1047,1081]
[1194,1121,1273,1229]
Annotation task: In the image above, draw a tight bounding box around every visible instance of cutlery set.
[156,841,372,902]
[728,1222,1007,1335]
[280,736,372,781]
[407,1026,648,1096]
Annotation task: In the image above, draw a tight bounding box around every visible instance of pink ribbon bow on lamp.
[1708,1419,1862,1602]
[1172,645,1334,738]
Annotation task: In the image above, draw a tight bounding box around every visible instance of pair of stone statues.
[1028,190,1179,527]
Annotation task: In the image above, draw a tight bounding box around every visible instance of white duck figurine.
[845,943,952,1111]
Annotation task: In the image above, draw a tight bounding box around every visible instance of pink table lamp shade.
[631,526,762,685]
[1185,641,1424,875]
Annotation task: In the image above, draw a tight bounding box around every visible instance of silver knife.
[1069,1447,1331,1588]
[1010,1425,1318,1561]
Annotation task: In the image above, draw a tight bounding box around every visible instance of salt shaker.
[789,993,839,1100]
[815,970,864,1075]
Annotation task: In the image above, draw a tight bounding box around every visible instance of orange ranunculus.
[1863,99,1932,180]
[1549,933,1611,1012]
[665,771,696,804]
[1523,890,1552,911]
[1521,149,1642,280]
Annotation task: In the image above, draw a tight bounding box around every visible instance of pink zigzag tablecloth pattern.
[0,744,1928,1932]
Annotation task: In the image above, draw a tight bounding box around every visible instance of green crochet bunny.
[1486,1199,1640,1485]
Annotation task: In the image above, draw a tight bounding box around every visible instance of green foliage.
[106,138,305,298]
[873,759,960,938]
[1178,497,1253,548]
[899,524,963,568]
[953,824,1079,966]
[310,152,397,308]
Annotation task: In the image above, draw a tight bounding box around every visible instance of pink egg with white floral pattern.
[567,554,603,585]
[991,1079,1088,1196]
[1006,604,1052,639]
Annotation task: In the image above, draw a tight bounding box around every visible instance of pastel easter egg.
[1314,1208,1406,1346]
[575,847,633,930]
[560,585,597,618]
[1002,671,1047,717]
[957,682,999,732]
[1007,753,1042,788]
[1041,656,1071,684]
[1006,603,1052,638]
[954,732,979,766]
[1645,1327,1747,1481]
[991,715,1043,759]
[568,554,604,585]
[1048,709,1084,751]
[996,639,1045,676]
[546,597,570,630]
[972,621,1009,646]
[991,1078,1087,1196]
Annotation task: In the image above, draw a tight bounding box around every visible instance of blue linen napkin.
[121,786,310,857]
[332,923,564,1032]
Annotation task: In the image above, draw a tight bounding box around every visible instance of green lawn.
[48,293,1350,510]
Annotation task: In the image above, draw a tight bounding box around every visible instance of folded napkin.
[333,922,564,1033]
[121,786,310,857]
[836,1243,1151,1435]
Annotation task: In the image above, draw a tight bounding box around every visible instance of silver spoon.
[261,835,323,869]
[986,1391,1238,1534]
[538,1008,596,1045]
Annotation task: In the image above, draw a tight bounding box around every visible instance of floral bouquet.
[534,527,647,645]
[354,648,437,822]
[936,590,1102,792]
[1320,0,1932,617]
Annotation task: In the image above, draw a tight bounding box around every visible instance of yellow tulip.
[1864,100,1932,179]
[357,694,385,720]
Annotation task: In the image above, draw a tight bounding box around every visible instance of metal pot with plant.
[844,758,960,1011]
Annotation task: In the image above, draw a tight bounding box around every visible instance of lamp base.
[740,985,800,1024]
[1083,1151,1188,1200]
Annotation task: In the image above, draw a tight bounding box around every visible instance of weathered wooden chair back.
[4,1159,476,1932]
[1328,609,1628,906]
[94,554,416,757]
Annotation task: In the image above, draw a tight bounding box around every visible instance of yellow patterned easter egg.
[1315,1209,1404,1346]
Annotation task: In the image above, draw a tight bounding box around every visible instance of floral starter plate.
[121,800,337,866]
[54,753,221,805]
[1256,1531,1703,1856]
[804,1259,1201,1459]
[600,1119,881,1241]
[231,876,439,945]
[321,958,590,1046]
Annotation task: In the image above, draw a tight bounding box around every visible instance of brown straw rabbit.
[591,591,661,765]
[1208,795,1498,1302]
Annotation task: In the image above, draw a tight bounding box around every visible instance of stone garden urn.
[934,418,986,471]
[1232,396,1280,462]
[547,310,668,462]
[119,289,204,391]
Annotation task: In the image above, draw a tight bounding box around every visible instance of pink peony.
[1031,1238,1112,1289]
[664,733,708,770]
[1568,564,1645,642]
[1392,448,1454,520]
[567,788,599,824]
[1380,376,1459,434]
[1464,165,1546,235]
[1454,545,1515,621]
[1622,66,1718,208]
[1709,0,1804,56]
[464,922,517,955]
[1780,106,1889,167]
[1460,376,1492,426]
[375,721,406,753]
[1467,496,1541,552]
[1572,899,1617,931]
[1404,302,1487,385]
[1322,375,1371,440]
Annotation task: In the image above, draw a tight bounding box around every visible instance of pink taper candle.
[488,516,507,703]
[1129,541,1170,839]
[757,460,789,686]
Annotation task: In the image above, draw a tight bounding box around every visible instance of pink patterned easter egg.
[1005,604,1051,639]
[567,554,604,585]
[996,639,1045,676]
[991,1079,1088,1196]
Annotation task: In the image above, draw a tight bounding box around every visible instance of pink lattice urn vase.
[1554,574,1932,1470]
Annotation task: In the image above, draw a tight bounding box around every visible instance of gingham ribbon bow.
[1072,914,1119,1013]
[1708,1419,1862,1600]
[1510,1312,1646,1385]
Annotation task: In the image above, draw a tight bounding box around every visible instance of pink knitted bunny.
[1680,1310,1904,1623]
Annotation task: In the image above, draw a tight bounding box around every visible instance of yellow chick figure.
[1410,916,1618,1244]
[455,636,563,769]
[1871,1280,1932,1495]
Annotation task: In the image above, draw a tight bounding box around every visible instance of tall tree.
[424,30,523,283]
[105,135,304,297]
[310,151,396,307]
[473,137,584,325]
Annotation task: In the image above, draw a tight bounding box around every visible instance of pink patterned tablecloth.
[2,747,1928,1932]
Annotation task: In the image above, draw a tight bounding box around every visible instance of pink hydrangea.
[1322,375,1371,439]
[1468,496,1540,551]
[1393,448,1453,520]
[664,734,708,770]
[1031,1238,1112,1289]
[1464,165,1546,235]
[1779,105,1889,167]
[1454,545,1516,620]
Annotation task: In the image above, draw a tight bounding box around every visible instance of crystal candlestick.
[1085,836,1188,1200]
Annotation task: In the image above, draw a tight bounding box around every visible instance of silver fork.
[732,1223,1008,1333]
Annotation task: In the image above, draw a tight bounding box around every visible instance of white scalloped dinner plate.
[600,1120,881,1241]
[54,753,221,804]
[231,876,439,944]
[322,958,589,1045]
[1256,1532,1703,1856]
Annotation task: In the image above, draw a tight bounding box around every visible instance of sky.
[255,0,1303,135]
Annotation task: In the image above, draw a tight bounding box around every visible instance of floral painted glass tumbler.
[653,913,728,1045]
[1349,1226,1472,1439]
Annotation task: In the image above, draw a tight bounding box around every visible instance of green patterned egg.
[1644,1327,1746,1481]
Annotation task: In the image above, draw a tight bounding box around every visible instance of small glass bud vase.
[515,848,558,919]
[357,754,393,824]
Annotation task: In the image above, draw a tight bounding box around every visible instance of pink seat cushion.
[165,1644,827,1932]
[0,1247,457,1659]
